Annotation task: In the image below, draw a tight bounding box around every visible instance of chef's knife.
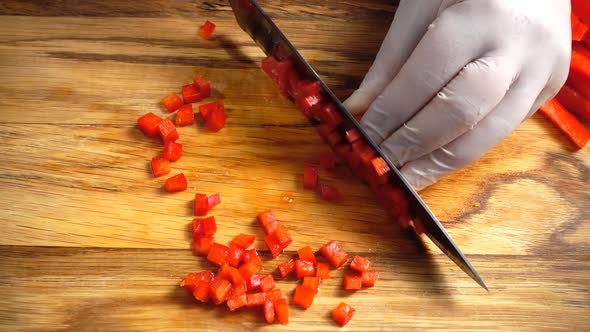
[229,0,487,290]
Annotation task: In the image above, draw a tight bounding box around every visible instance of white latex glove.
[344,0,571,190]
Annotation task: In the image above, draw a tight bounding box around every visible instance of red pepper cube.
[292,285,316,309]
[192,216,217,238]
[193,76,211,99]
[218,264,244,286]
[227,244,244,268]
[163,173,187,193]
[204,107,227,132]
[264,233,283,258]
[345,151,362,170]
[191,236,214,256]
[246,274,261,291]
[242,249,262,268]
[319,103,343,126]
[277,258,295,278]
[319,240,349,269]
[229,280,248,298]
[182,83,202,104]
[239,261,261,281]
[317,122,338,138]
[158,118,179,143]
[150,156,170,178]
[264,300,275,324]
[161,93,183,113]
[193,193,209,216]
[210,277,232,304]
[274,299,289,325]
[260,274,275,292]
[227,293,247,311]
[294,260,316,279]
[230,233,255,249]
[297,94,322,119]
[180,270,214,289]
[303,165,319,190]
[137,112,162,137]
[207,242,229,266]
[261,56,279,80]
[257,210,279,235]
[361,270,379,287]
[345,128,362,143]
[319,151,337,170]
[198,100,224,119]
[333,144,350,159]
[297,245,316,264]
[274,60,294,97]
[265,288,282,303]
[349,255,372,273]
[199,20,216,40]
[371,157,391,177]
[175,104,195,126]
[302,276,321,293]
[332,302,355,327]
[325,131,343,146]
[163,141,182,162]
[286,70,300,98]
[316,262,330,279]
[317,184,342,202]
[192,281,211,302]
[343,274,363,290]
[274,224,292,248]
[207,193,221,209]
[297,80,322,97]
[246,292,266,307]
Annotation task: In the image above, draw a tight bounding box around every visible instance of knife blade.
[229,0,487,290]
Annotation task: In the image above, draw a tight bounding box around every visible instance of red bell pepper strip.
[158,118,179,143]
[230,233,255,249]
[315,262,330,279]
[572,12,589,41]
[163,173,187,192]
[303,165,319,190]
[259,274,276,292]
[204,107,227,132]
[319,240,349,268]
[199,20,216,40]
[227,244,244,268]
[539,98,590,149]
[332,302,355,327]
[175,104,195,126]
[137,112,162,137]
[294,260,316,279]
[246,292,266,307]
[274,298,289,325]
[181,84,202,104]
[349,255,372,273]
[277,258,295,279]
[297,246,317,264]
[192,216,217,238]
[198,100,224,119]
[191,236,214,256]
[556,84,590,121]
[193,76,211,99]
[572,0,590,24]
[161,93,183,113]
[567,66,590,99]
[319,151,337,170]
[317,184,342,202]
[207,193,221,209]
[209,277,232,304]
[264,300,275,324]
[361,270,380,287]
[227,293,247,311]
[163,141,182,162]
[570,43,590,83]
[343,274,363,290]
[150,156,170,178]
[291,285,316,309]
[207,242,230,266]
[302,277,321,293]
[257,210,279,235]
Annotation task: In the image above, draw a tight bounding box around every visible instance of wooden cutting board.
[0,1,588,330]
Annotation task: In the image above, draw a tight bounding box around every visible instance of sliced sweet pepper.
[209,277,232,304]
[572,12,589,41]
[277,258,295,279]
[332,302,355,327]
[207,193,221,210]
[161,93,183,113]
[260,274,276,292]
[246,292,266,307]
[297,246,316,264]
[158,118,179,143]
[315,262,330,279]
[349,255,372,273]
[317,184,342,202]
[182,84,202,104]
[303,165,319,190]
[193,76,211,99]
[207,242,229,266]
[264,300,275,324]
[199,20,216,40]
[191,236,214,256]
[556,85,590,121]
[192,216,217,238]
[227,244,244,268]
[175,104,195,126]
[163,141,182,162]
[319,240,349,268]
[193,193,209,216]
[294,260,315,279]
[227,293,247,311]
[230,233,255,249]
[302,276,320,293]
[204,106,227,132]
[137,112,162,137]
[150,156,170,178]
[361,270,380,287]
[257,210,279,235]
[274,298,289,325]
[192,280,211,303]
[539,98,590,149]
[198,100,224,119]
[343,274,362,290]
[163,173,187,192]
[291,285,315,309]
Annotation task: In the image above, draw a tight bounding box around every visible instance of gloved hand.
[344,0,571,190]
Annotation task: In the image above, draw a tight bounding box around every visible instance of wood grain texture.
[0,0,588,331]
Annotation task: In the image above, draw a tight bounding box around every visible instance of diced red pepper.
[180,270,214,289]
[570,43,590,83]
[193,76,211,99]
[274,224,292,247]
[227,244,244,268]
[275,60,294,97]
[292,285,316,309]
[163,141,182,162]
[302,277,321,293]
[218,264,244,286]
[207,242,229,266]
[316,262,330,279]
[242,249,262,268]
[230,233,255,249]
[191,236,214,256]
[297,246,317,264]
[199,20,216,40]
[163,173,187,192]
[210,277,232,304]
[333,143,350,159]
[246,292,266,307]
[150,156,170,178]
[260,274,276,292]
[361,270,379,287]
[332,302,355,327]
[229,280,247,299]
[303,165,319,190]
[297,80,322,97]
[245,274,261,291]
[539,98,590,149]
[265,288,282,303]
[343,274,363,290]
[227,293,247,311]
[204,107,227,132]
[207,193,221,210]
[277,258,295,279]
[297,94,322,118]
[319,240,349,269]
[319,151,337,170]
[158,118,179,143]
[182,84,202,104]
[274,299,289,325]
[349,255,372,273]
[371,157,391,177]
[286,70,300,98]
[344,151,362,169]
[239,261,261,281]
[192,216,217,238]
[261,56,280,81]
[257,210,279,235]
[265,233,283,258]
[193,193,209,216]
[556,85,590,122]
[345,128,362,143]
[317,122,338,138]
[264,300,275,324]
[137,112,162,137]
[319,103,343,126]
[324,131,343,146]
[161,93,183,113]
[294,260,315,279]
[317,184,342,202]
[198,100,224,119]
[175,104,195,126]
[192,281,211,303]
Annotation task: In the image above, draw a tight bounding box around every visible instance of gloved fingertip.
[400,166,435,192]
[343,89,372,115]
